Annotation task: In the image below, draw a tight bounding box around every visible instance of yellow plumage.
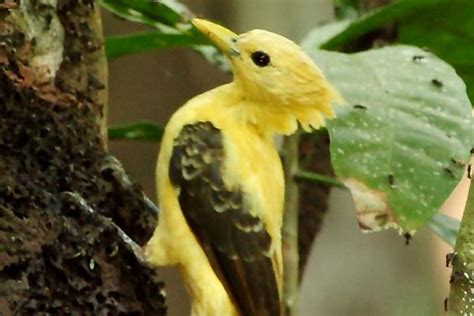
[145,19,340,316]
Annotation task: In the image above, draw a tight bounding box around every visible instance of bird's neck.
[221,82,299,138]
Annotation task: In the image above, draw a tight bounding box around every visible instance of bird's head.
[192,18,342,133]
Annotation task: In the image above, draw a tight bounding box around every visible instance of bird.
[144,18,341,316]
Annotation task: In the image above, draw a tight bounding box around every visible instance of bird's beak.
[192,18,240,57]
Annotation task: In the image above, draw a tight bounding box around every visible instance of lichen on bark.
[0,0,165,314]
[16,0,65,79]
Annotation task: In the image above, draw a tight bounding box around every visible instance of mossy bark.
[0,0,165,314]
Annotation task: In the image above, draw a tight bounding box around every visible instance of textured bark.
[0,0,165,314]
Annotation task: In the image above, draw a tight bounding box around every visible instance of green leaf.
[104,31,227,68]
[105,32,202,59]
[313,0,474,103]
[98,0,190,29]
[301,19,354,50]
[427,213,460,247]
[318,0,446,50]
[99,0,227,66]
[308,46,472,232]
[333,0,361,19]
[108,122,164,141]
[397,0,474,103]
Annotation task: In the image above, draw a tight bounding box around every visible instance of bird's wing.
[169,121,281,316]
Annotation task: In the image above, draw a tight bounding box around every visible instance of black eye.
[251,51,270,67]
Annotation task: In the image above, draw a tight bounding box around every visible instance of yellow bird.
[145,19,340,316]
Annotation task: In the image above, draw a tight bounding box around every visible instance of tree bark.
[0,0,165,314]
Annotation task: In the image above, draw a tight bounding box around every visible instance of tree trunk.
[0,0,165,314]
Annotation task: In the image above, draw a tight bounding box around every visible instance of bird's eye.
[251,51,270,67]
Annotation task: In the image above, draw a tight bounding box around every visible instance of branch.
[294,169,347,189]
[282,133,301,316]
[447,157,474,315]
[296,132,335,280]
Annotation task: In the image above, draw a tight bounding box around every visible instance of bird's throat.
[221,83,299,137]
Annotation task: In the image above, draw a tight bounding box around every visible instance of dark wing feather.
[169,122,281,316]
